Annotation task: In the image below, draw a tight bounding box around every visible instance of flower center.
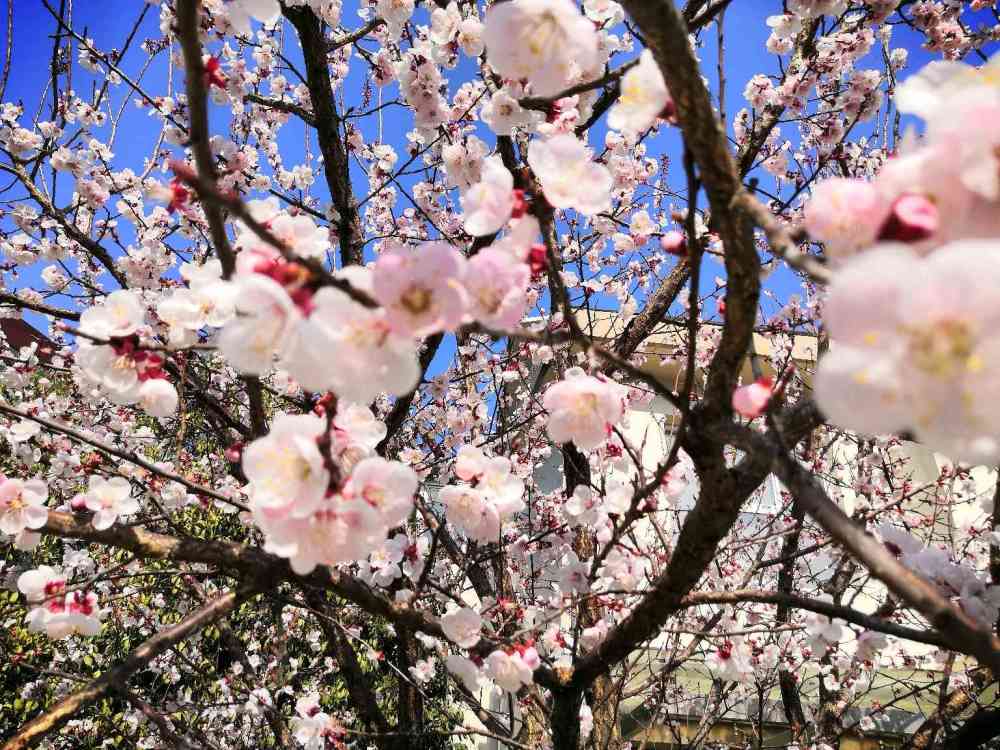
[906,319,981,380]
[3,492,25,512]
[527,14,559,56]
[400,286,433,315]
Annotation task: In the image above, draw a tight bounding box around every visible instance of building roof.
[1,317,56,360]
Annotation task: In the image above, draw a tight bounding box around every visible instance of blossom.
[18,566,103,639]
[365,535,407,586]
[245,418,419,574]
[331,403,388,468]
[440,485,501,542]
[83,475,138,530]
[815,241,1000,464]
[490,215,542,262]
[0,477,48,536]
[446,654,485,692]
[227,0,281,36]
[303,269,420,402]
[440,606,483,648]
[803,178,888,260]
[43,591,105,639]
[409,657,437,683]
[373,241,468,337]
[895,53,1000,126]
[441,137,488,192]
[17,565,65,603]
[854,631,888,663]
[377,0,415,40]
[217,273,303,376]
[138,378,179,417]
[7,419,41,444]
[481,89,539,136]
[461,156,516,236]
[79,289,144,338]
[608,50,673,136]
[543,367,625,451]
[236,211,329,262]
[442,445,525,541]
[342,456,418,528]
[705,638,752,682]
[805,604,844,654]
[157,262,235,348]
[464,248,531,330]
[732,376,773,418]
[527,135,612,216]
[877,194,940,244]
[660,230,686,256]
[242,413,329,519]
[559,551,590,594]
[291,693,345,750]
[482,0,599,98]
[257,496,382,575]
[485,647,537,692]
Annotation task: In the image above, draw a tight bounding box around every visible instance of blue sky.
[1,1,993,346]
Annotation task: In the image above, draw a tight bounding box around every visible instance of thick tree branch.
[619,0,758,419]
[175,0,237,277]
[283,5,365,266]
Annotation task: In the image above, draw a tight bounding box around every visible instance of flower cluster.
[18,566,105,639]
[440,445,525,542]
[76,290,180,418]
[543,367,627,451]
[810,53,1000,464]
[242,410,418,574]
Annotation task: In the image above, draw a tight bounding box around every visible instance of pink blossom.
[41,591,104,639]
[803,178,888,260]
[138,378,178,418]
[878,194,940,244]
[257,494,384,575]
[543,367,625,451]
[705,638,753,682]
[79,289,144,339]
[342,456,418,528]
[815,241,1000,464]
[243,413,329,521]
[660,230,687,256]
[373,241,468,337]
[528,135,612,216]
[461,156,516,236]
[485,648,535,692]
[440,485,501,542]
[440,606,483,648]
[227,0,280,36]
[301,277,420,403]
[464,248,531,330]
[217,274,303,376]
[608,50,673,136]
[83,476,139,530]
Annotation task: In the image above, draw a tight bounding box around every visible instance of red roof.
[1,318,57,360]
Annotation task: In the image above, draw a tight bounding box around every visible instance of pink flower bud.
[225,442,244,463]
[877,193,939,243]
[732,376,773,418]
[660,230,687,256]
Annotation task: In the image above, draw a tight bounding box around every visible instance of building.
[465,309,995,749]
